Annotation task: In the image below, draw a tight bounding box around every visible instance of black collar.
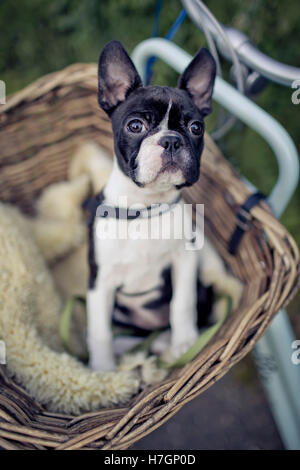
[83,191,182,220]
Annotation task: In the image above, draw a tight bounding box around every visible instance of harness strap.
[228,191,266,255]
[84,191,105,289]
[84,192,182,220]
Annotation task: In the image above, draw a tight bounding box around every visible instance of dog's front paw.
[89,354,116,372]
[88,339,116,372]
[171,328,199,359]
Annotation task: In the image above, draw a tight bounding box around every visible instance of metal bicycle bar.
[182,0,300,87]
[132,38,300,449]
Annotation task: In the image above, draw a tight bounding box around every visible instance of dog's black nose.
[159,135,183,154]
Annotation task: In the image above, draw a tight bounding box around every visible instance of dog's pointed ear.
[98,41,143,115]
[178,48,216,117]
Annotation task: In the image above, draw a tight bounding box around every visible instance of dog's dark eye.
[189,121,203,136]
[127,119,145,134]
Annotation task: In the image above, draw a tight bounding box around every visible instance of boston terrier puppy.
[87,40,218,371]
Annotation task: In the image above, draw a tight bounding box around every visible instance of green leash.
[59,295,86,358]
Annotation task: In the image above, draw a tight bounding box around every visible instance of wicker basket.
[0,64,299,450]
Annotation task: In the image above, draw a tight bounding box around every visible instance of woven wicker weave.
[0,64,299,450]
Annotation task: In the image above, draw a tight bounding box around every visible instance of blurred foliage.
[0,0,299,251]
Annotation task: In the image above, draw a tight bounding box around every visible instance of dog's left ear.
[178,48,216,117]
[98,40,143,115]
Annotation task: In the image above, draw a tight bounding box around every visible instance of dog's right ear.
[98,41,143,116]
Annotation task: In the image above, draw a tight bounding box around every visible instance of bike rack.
[132,37,300,450]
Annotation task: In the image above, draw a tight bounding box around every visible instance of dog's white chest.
[94,208,183,290]
[93,211,186,331]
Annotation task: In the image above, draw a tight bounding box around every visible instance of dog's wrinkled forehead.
[110,85,203,132]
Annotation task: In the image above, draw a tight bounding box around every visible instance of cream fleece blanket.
[0,203,142,414]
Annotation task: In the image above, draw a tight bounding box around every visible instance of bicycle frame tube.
[132,38,300,449]
[182,0,300,87]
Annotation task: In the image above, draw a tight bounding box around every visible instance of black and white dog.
[87,41,238,371]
